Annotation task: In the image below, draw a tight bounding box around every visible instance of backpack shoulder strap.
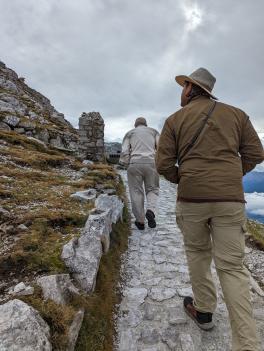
[179,100,217,164]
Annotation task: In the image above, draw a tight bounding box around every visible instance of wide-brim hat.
[175,67,218,100]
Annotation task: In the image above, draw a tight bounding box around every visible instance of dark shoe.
[183,296,214,331]
[146,209,156,228]
[135,221,145,230]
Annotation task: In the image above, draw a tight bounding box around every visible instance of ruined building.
[78,112,105,161]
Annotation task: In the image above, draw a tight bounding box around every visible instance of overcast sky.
[0,0,263,141]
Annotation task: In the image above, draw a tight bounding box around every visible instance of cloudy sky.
[0,0,263,141]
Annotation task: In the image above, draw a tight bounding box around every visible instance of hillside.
[0,61,78,150]
[0,61,130,351]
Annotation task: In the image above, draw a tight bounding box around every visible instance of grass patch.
[1,129,129,350]
[21,286,76,350]
[247,219,264,250]
[75,204,130,351]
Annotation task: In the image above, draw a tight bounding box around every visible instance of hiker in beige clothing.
[120,117,160,230]
[156,67,264,351]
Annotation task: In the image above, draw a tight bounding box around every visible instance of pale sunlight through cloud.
[182,1,203,31]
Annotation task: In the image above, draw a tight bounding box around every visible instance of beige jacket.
[156,96,264,202]
[120,125,160,165]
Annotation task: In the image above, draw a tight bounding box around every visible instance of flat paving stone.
[115,171,264,351]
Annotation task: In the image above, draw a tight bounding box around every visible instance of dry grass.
[0,131,119,277]
[21,286,76,350]
[0,129,129,350]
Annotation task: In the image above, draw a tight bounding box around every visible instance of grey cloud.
[0,0,263,140]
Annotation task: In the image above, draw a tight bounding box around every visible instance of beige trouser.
[176,201,259,351]
[127,163,159,222]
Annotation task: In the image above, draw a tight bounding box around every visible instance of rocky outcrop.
[95,194,124,224]
[36,274,80,305]
[67,309,85,351]
[61,193,124,292]
[78,112,104,161]
[9,282,34,296]
[70,188,97,202]
[0,299,51,351]
[0,61,78,150]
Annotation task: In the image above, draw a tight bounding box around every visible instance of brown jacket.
[156,96,264,202]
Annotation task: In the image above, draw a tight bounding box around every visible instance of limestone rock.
[3,115,20,127]
[0,61,78,150]
[10,282,34,296]
[179,333,195,351]
[0,122,11,131]
[18,119,36,130]
[148,287,177,302]
[0,299,51,350]
[17,224,28,231]
[162,327,179,349]
[67,309,85,351]
[70,188,97,202]
[82,159,94,165]
[85,208,112,253]
[27,136,47,149]
[249,274,264,297]
[95,194,124,223]
[49,135,64,149]
[14,127,25,134]
[61,235,102,293]
[0,206,10,221]
[36,274,80,305]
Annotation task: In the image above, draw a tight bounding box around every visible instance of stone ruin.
[78,112,105,162]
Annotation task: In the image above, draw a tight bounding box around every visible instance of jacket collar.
[187,95,211,105]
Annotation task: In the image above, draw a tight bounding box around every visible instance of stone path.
[115,171,264,351]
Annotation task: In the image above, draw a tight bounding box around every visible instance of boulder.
[70,188,97,202]
[36,274,80,305]
[17,224,28,231]
[27,137,47,149]
[95,194,124,223]
[82,159,94,165]
[49,135,64,149]
[0,299,51,350]
[11,282,34,296]
[0,122,11,131]
[3,115,20,127]
[18,120,36,130]
[67,309,85,351]
[14,127,25,134]
[0,206,10,221]
[61,235,102,293]
[85,208,112,253]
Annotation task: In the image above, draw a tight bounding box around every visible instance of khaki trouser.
[127,163,159,222]
[176,201,259,351]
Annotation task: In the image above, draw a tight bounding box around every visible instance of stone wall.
[78,112,105,161]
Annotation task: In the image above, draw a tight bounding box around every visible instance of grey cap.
[175,67,217,100]
[135,117,147,127]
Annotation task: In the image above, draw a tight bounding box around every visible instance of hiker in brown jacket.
[156,67,264,351]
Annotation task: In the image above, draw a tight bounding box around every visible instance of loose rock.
[0,299,51,350]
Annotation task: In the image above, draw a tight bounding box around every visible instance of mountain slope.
[0,60,78,150]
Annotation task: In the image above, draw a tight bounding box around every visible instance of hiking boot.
[183,296,214,331]
[146,209,156,228]
[135,221,145,230]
